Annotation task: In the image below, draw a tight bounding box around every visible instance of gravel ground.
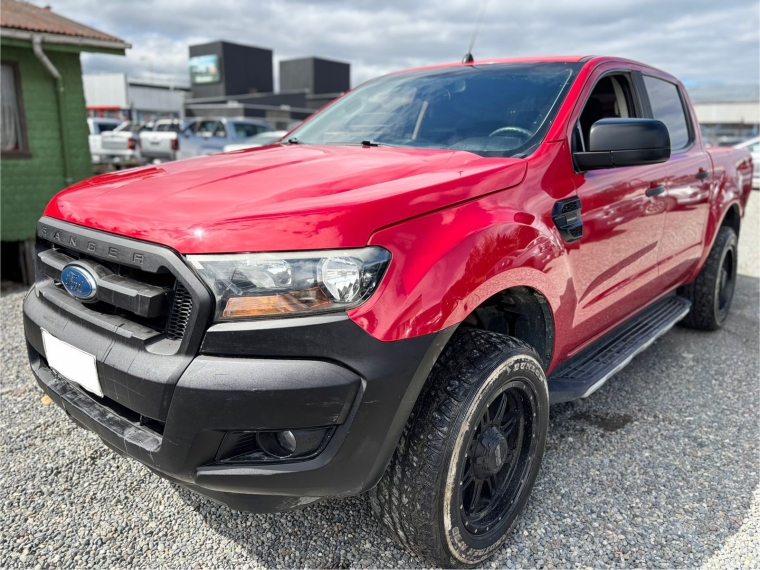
[1,195,758,569]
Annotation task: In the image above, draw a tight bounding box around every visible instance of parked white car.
[139,119,195,164]
[100,121,145,168]
[87,118,121,165]
[176,118,273,160]
[734,136,760,188]
[223,130,288,152]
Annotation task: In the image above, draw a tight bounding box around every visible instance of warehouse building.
[83,73,189,122]
[0,0,129,282]
[688,84,759,146]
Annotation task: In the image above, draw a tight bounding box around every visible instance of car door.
[198,120,227,154]
[640,74,712,291]
[565,68,668,350]
[188,119,223,155]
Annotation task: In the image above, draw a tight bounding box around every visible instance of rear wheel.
[680,226,738,331]
[371,329,549,567]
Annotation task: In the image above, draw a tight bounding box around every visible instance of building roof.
[687,84,759,104]
[0,0,126,44]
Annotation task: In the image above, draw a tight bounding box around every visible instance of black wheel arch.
[459,286,555,370]
[720,202,741,237]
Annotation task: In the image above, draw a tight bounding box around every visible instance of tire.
[679,226,738,331]
[370,329,549,567]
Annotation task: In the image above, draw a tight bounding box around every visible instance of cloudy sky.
[47,0,760,89]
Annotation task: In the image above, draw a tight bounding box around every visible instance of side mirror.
[574,118,671,171]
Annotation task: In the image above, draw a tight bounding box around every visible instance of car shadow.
[175,275,759,568]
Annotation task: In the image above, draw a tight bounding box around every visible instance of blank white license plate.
[41,329,103,397]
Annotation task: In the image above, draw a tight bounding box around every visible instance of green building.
[1,0,129,282]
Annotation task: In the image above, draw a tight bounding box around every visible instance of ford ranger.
[24,56,753,566]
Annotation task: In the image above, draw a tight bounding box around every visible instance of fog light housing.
[277,430,297,453]
[216,427,335,464]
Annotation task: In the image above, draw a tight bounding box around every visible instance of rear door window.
[233,122,265,138]
[643,75,691,151]
[96,122,119,134]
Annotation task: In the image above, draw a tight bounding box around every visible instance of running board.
[548,295,691,404]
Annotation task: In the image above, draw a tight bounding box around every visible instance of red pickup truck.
[24,55,753,566]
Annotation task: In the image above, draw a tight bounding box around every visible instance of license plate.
[41,329,103,397]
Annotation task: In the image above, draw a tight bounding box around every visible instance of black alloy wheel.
[459,383,536,539]
[371,329,549,567]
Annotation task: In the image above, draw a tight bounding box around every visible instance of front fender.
[348,190,574,344]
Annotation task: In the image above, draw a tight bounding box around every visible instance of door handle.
[696,169,710,180]
[646,184,665,197]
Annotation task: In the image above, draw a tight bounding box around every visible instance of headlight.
[188,247,391,321]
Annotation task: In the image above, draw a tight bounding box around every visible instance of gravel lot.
[2,193,758,569]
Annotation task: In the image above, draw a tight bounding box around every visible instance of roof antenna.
[463,0,489,64]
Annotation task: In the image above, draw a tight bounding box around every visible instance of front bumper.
[24,285,452,512]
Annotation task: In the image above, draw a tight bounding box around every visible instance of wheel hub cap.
[473,427,510,478]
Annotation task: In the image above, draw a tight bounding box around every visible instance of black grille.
[38,236,197,342]
[560,198,581,214]
[568,225,583,238]
[166,283,193,340]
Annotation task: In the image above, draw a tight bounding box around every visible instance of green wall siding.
[1,45,93,241]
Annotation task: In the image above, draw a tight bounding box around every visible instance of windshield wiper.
[359,140,404,148]
[285,137,300,144]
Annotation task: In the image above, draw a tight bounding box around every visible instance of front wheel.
[371,329,549,567]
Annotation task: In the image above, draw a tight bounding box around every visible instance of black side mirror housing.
[574,118,671,171]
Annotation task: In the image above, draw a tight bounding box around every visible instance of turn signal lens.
[222,288,331,318]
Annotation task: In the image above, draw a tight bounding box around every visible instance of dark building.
[188,41,273,99]
[184,44,350,130]
[280,57,350,95]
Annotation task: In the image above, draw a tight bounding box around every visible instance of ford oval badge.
[61,264,97,300]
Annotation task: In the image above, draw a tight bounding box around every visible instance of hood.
[45,145,527,253]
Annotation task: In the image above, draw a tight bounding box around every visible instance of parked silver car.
[223,130,288,152]
[734,136,760,188]
[176,118,273,160]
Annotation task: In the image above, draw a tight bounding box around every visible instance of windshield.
[288,62,581,157]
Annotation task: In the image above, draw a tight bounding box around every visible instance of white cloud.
[46,0,759,88]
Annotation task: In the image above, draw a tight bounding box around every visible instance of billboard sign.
[189,55,221,85]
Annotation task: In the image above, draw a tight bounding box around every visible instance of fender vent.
[166,283,193,340]
[552,197,583,243]
[559,198,581,214]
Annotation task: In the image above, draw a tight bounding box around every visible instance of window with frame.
[1,62,28,155]
[574,73,637,151]
[643,75,690,151]
[233,122,269,138]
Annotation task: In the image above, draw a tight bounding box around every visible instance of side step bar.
[548,295,691,404]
